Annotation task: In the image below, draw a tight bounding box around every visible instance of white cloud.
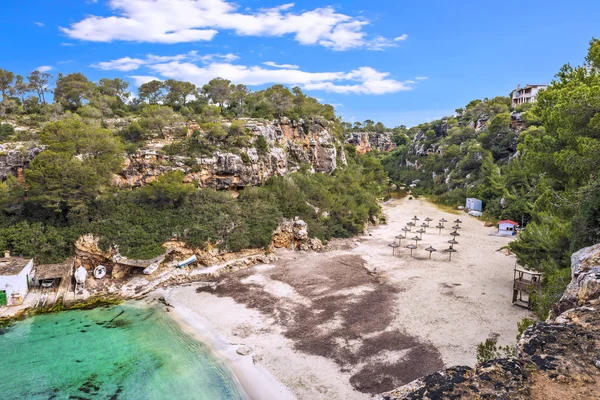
[128,75,161,86]
[60,43,76,46]
[35,66,53,72]
[263,61,300,69]
[415,76,428,80]
[91,51,239,71]
[394,34,408,41]
[92,57,146,71]
[96,51,423,95]
[61,0,399,51]
[34,22,45,27]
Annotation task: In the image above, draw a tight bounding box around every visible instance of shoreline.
[155,289,296,400]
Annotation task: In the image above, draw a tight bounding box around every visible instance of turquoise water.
[0,302,246,400]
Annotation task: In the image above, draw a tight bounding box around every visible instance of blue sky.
[1,0,599,127]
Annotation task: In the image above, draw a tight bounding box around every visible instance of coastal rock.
[345,132,397,154]
[236,345,253,356]
[554,243,600,316]
[377,244,600,399]
[0,142,43,181]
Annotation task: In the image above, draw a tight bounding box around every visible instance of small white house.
[0,254,34,307]
[466,198,483,212]
[498,220,519,236]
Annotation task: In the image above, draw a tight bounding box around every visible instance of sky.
[1,0,599,127]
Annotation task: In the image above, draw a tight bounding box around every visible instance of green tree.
[27,70,51,104]
[54,73,96,111]
[202,78,231,110]
[138,80,165,104]
[140,105,178,138]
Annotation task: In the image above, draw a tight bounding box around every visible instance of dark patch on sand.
[197,252,444,394]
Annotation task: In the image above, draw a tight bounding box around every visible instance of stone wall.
[377,243,600,399]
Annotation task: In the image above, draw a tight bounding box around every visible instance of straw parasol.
[401,227,411,235]
[420,222,428,231]
[440,218,448,228]
[416,228,426,239]
[406,244,417,257]
[425,246,437,259]
[447,239,459,248]
[450,231,460,237]
[411,236,422,247]
[452,225,461,230]
[435,224,444,234]
[406,221,415,231]
[412,215,420,223]
[424,217,433,227]
[388,242,400,256]
[454,219,463,224]
[445,247,457,261]
[395,234,405,245]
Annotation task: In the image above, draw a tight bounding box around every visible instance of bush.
[0,123,15,139]
[476,337,515,363]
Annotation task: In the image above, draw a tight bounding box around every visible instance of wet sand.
[163,197,532,399]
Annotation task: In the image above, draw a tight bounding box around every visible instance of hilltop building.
[512,84,547,107]
[0,252,34,306]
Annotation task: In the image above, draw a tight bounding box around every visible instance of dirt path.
[166,197,532,399]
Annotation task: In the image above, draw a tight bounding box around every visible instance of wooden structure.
[512,267,542,309]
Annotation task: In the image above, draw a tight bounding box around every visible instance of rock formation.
[0,142,43,181]
[114,118,340,190]
[378,244,600,399]
[345,132,397,154]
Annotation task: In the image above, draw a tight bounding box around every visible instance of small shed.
[0,254,34,307]
[465,198,483,211]
[32,259,75,291]
[498,220,519,236]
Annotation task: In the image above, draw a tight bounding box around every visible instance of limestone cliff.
[378,243,600,399]
[345,132,397,154]
[114,118,343,190]
[0,142,43,181]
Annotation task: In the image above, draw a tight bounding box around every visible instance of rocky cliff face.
[0,142,43,181]
[378,244,600,399]
[114,118,343,190]
[345,132,397,154]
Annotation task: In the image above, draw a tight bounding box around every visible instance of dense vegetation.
[381,39,600,318]
[0,69,386,263]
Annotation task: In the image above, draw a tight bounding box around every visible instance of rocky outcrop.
[0,142,43,181]
[272,217,323,251]
[345,132,397,154]
[378,244,600,399]
[114,118,339,190]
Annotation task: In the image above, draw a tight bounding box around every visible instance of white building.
[512,84,547,107]
[498,220,519,236]
[465,198,483,212]
[0,254,34,307]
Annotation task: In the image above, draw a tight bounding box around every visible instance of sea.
[0,302,246,399]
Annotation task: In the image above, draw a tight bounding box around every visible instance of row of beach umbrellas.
[389,216,464,260]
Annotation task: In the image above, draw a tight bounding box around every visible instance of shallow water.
[0,302,246,400]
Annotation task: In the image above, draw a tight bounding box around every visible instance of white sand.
[161,197,533,399]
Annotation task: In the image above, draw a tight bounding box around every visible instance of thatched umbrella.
[401,227,411,235]
[388,242,400,256]
[425,246,437,259]
[425,217,433,227]
[454,219,463,224]
[406,244,417,257]
[406,222,415,231]
[445,247,457,261]
[420,222,428,232]
[447,239,459,248]
[412,215,420,223]
[450,231,460,238]
[435,224,444,234]
[395,234,406,246]
[440,218,448,228]
[452,225,462,230]
[411,236,422,247]
[416,228,426,239]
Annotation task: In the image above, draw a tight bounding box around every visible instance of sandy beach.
[162,197,533,399]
